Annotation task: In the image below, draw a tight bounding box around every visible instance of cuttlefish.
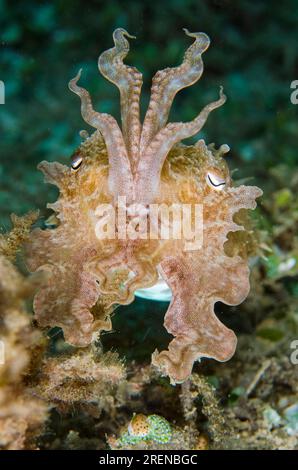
[27,29,262,383]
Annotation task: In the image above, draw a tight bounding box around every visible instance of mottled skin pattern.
[27,29,262,384]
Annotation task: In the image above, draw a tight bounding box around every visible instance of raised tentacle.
[98,28,143,167]
[136,88,226,203]
[69,69,133,200]
[140,29,210,153]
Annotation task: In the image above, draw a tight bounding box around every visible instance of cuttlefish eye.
[71,154,83,171]
[206,171,226,190]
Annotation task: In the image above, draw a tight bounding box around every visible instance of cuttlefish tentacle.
[98,28,143,168]
[140,29,210,153]
[136,88,226,203]
[69,69,134,199]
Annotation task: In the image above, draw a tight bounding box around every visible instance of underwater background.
[0,0,298,450]
[1,0,298,225]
